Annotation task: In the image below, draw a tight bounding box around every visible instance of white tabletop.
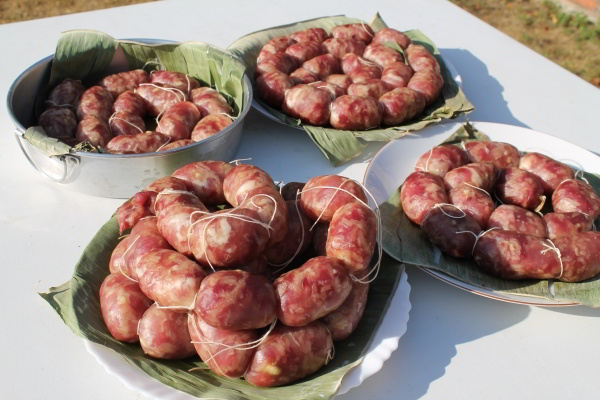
[1,1,599,399]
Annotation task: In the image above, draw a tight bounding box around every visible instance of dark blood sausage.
[330,95,383,130]
[443,162,498,192]
[290,27,329,43]
[274,256,352,326]
[322,38,366,59]
[290,68,318,85]
[76,86,114,121]
[99,273,152,343]
[415,144,469,177]
[363,43,404,68]
[191,114,232,142]
[135,83,186,117]
[519,152,574,194]
[381,62,414,89]
[190,87,233,117]
[407,69,444,104]
[379,87,426,126]
[38,108,78,139]
[106,131,170,154]
[188,313,258,378]
[156,193,208,256]
[285,41,324,66]
[138,305,196,359]
[400,171,448,225]
[76,116,113,148]
[259,36,297,57]
[195,269,277,329]
[302,54,341,80]
[150,70,200,95]
[281,182,306,201]
[256,70,294,108]
[157,139,194,151]
[282,84,332,126]
[326,202,377,273]
[109,111,146,136]
[332,23,374,44]
[264,200,313,265]
[496,167,546,211]
[347,79,392,99]
[464,141,520,169]
[136,249,206,308]
[244,321,333,387]
[473,230,562,280]
[256,52,297,76]
[100,69,151,99]
[312,223,329,256]
[46,78,85,108]
[116,191,153,234]
[552,179,600,220]
[449,183,496,228]
[553,232,600,282]
[156,101,201,141]
[421,205,482,258]
[406,44,441,73]
[300,175,367,222]
[325,74,353,92]
[239,186,289,247]
[113,90,147,116]
[223,164,276,207]
[544,212,594,239]
[189,208,270,268]
[172,161,232,205]
[372,28,412,49]
[487,204,547,238]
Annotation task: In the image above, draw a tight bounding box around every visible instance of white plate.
[85,267,411,399]
[364,121,600,306]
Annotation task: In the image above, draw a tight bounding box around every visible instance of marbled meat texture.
[372,28,412,49]
[109,111,145,136]
[381,62,414,89]
[190,87,233,117]
[302,54,341,80]
[113,90,147,116]
[321,272,369,341]
[135,83,186,117]
[519,152,573,194]
[341,53,380,75]
[156,195,208,256]
[487,205,547,238]
[322,38,366,59]
[309,80,345,99]
[379,87,426,126]
[552,179,600,219]
[121,220,172,280]
[325,74,353,91]
[264,200,314,265]
[116,191,153,234]
[138,305,196,359]
[157,139,194,151]
[330,95,382,130]
[496,167,545,211]
[156,101,201,141]
[449,183,496,228]
[191,114,232,142]
[260,36,297,56]
[150,70,200,96]
[332,23,374,44]
[443,162,498,192]
[285,41,325,66]
[46,79,85,108]
[290,68,318,85]
[464,141,521,169]
[400,171,448,225]
[223,164,276,207]
[256,52,297,76]
[544,212,593,239]
[363,43,404,68]
[407,69,444,104]
[422,205,482,258]
[290,27,329,43]
[406,44,440,73]
[256,70,294,108]
[109,235,132,274]
[347,79,391,99]
[76,85,114,121]
[76,116,113,148]
[415,144,469,177]
[100,69,150,99]
[106,131,170,154]
[153,190,201,216]
[282,84,332,126]
[300,175,368,222]
[238,186,289,247]
[172,161,232,205]
[553,231,600,282]
[38,108,78,139]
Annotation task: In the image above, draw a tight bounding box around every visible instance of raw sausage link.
[109,111,145,136]
[552,179,600,220]
[322,38,366,59]
[487,204,547,238]
[406,44,440,73]
[553,232,600,282]
[135,83,186,117]
[172,161,231,205]
[264,200,314,265]
[106,131,170,154]
[150,70,200,96]
[363,43,404,68]
[282,84,332,126]
[415,144,469,177]
[290,68,319,85]
[256,52,297,76]
[76,86,114,121]
[100,69,151,99]
[302,54,341,80]
[544,212,593,239]
[191,114,232,142]
[347,79,392,99]
[381,62,414,89]
[156,101,201,141]
[138,305,196,359]
[379,87,426,126]
[332,23,374,44]
[256,70,294,108]
[464,141,520,168]
[422,205,482,258]
[156,194,208,256]
[300,175,367,222]
[448,183,496,228]
[495,167,545,211]
[76,115,114,148]
[372,28,412,49]
[223,164,276,207]
[443,162,498,192]
[190,87,233,117]
[113,90,147,116]
[407,69,444,104]
[519,152,573,194]
[400,171,448,225]
[290,27,329,43]
[285,41,324,66]
[321,272,369,341]
[238,186,289,247]
[330,95,382,130]
[324,74,353,91]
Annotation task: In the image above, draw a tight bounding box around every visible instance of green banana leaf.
[227,13,474,166]
[380,123,600,307]
[40,215,404,399]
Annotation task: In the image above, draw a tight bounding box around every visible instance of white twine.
[143,60,165,71]
[323,324,335,364]
[534,195,547,217]
[219,112,237,121]
[270,196,306,274]
[139,216,157,221]
[359,20,374,37]
[137,83,186,102]
[455,226,500,256]
[415,148,433,173]
[421,203,466,226]
[493,189,505,206]
[229,158,252,165]
[357,57,379,68]
[118,235,141,282]
[108,112,144,134]
[309,82,338,98]
[154,292,198,312]
[462,182,492,198]
[541,239,564,279]
[153,188,199,214]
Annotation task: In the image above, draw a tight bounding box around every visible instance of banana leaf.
[380,123,600,307]
[39,215,404,399]
[227,13,474,166]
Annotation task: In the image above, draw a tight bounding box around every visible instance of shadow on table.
[541,306,600,317]
[440,48,530,129]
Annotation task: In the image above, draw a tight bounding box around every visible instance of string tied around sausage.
[359,20,374,37]
[541,239,564,280]
[143,60,165,72]
[118,234,141,283]
[137,83,187,103]
[533,195,547,217]
[455,226,501,256]
[229,158,252,165]
[421,203,466,226]
[323,324,335,365]
[153,188,199,214]
[414,148,434,173]
[108,112,145,134]
[308,82,338,98]
[357,57,379,69]
[154,291,198,312]
[219,112,237,121]
[155,135,173,152]
[269,195,306,274]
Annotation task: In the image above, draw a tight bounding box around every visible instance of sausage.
[156,101,201,141]
[100,69,151,99]
[487,205,547,238]
[324,74,353,91]
[415,144,469,177]
[113,90,147,116]
[312,223,329,256]
[138,305,196,359]
[194,269,277,329]
[322,38,366,59]
[302,54,341,80]
[156,194,208,256]
[135,83,186,117]
[422,205,482,258]
[191,114,232,142]
[464,141,520,169]
[553,232,600,282]
[285,41,324,66]
[274,256,352,326]
[239,186,288,247]
[308,80,345,99]
[290,27,329,43]
[363,43,404,68]
[326,202,377,273]
[290,68,319,85]
[406,44,441,73]
[256,52,297,76]
[136,249,206,308]
[496,167,545,211]
[109,235,132,274]
[407,69,444,104]
[448,183,496,228]
[157,139,194,151]
[223,164,276,207]
[106,131,170,154]
[46,78,85,108]
[519,152,573,194]
[346,79,392,99]
[122,224,173,280]
[379,87,426,126]
[99,273,152,342]
[381,62,414,89]
[280,182,306,201]
[172,161,232,205]
[264,200,314,265]
[38,108,78,139]
[144,176,189,212]
[372,28,412,49]
[116,191,153,234]
[341,53,380,76]
[76,86,114,121]
[282,84,332,126]
[244,321,333,387]
[188,313,258,378]
[150,70,200,96]
[256,70,294,108]
[400,171,448,225]
[76,116,114,148]
[233,256,272,279]
[321,274,368,341]
[330,95,383,130]
[544,212,594,239]
[188,208,270,268]
[153,189,200,216]
[108,111,146,136]
[443,162,498,192]
[259,36,297,57]
[300,175,367,222]
[190,87,233,117]
[332,23,374,44]
[552,179,600,219]
[349,66,384,83]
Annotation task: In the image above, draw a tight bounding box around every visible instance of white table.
[1,1,599,399]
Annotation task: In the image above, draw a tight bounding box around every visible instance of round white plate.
[364,121,600,306]
[85,267,411,399]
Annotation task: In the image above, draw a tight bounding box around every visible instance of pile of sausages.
[256,24,444,129]
[100,161,378,387]
[38,69,234,153]
[400,141,600,282]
